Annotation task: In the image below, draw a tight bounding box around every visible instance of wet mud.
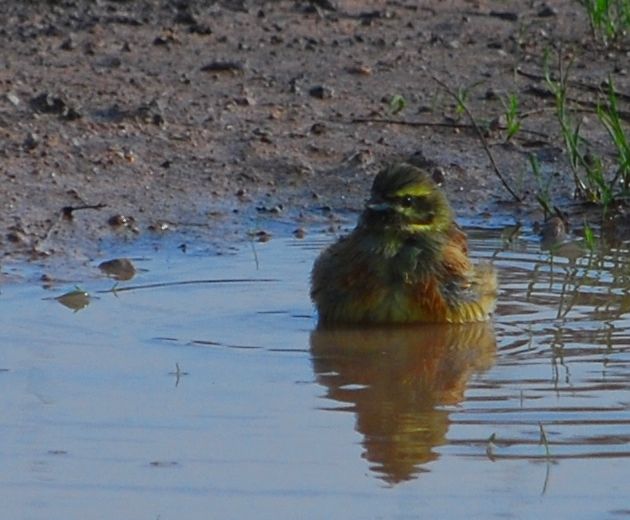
[1,0,629,264]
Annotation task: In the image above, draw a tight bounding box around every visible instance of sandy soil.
[1,0,628,263]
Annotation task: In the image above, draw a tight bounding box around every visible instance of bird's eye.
[400,196,413,208]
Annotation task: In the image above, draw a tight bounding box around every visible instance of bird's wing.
[441,224,473,286]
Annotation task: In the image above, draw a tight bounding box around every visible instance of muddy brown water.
[1,226,630,519]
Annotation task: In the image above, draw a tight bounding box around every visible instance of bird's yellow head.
[361,163,453,236]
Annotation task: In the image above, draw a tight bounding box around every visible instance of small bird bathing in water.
[311,162,497,325]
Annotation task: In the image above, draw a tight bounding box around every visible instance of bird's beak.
[366,200,391,212]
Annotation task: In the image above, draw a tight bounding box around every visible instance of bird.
[311,162,497,325]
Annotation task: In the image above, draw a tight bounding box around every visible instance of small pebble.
[108,214,134,227]
[537,4,557,17]
[6,91,20,106]
[309,85,334,99]
[23,132,39,151]
[310,122,326,135]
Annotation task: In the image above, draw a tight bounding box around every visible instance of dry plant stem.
[522,86,630,123]
[517,67,630,103]
[432,75,522,202]
[520,67,630,123]
[520,107,559,119]
[350,117,474,129]
[349,117,549,138]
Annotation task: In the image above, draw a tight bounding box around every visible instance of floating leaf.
[56,289,90,311]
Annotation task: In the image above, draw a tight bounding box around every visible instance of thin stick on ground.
[348,117,550,138]
[432,75,522,202]
[516,67,630,104]
[95,278,276,294]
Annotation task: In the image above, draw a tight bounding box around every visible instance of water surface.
[1,228,630,519]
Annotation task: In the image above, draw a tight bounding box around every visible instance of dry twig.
[432,75,522,202]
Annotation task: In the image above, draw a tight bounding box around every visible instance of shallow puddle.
[1,227,630,519]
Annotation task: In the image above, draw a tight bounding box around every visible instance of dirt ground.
[1,0,629,264]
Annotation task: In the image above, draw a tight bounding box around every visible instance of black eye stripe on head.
[400,196,413,207]
[393,194,430,210]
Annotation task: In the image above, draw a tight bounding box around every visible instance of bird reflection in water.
[310,323,496,484]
